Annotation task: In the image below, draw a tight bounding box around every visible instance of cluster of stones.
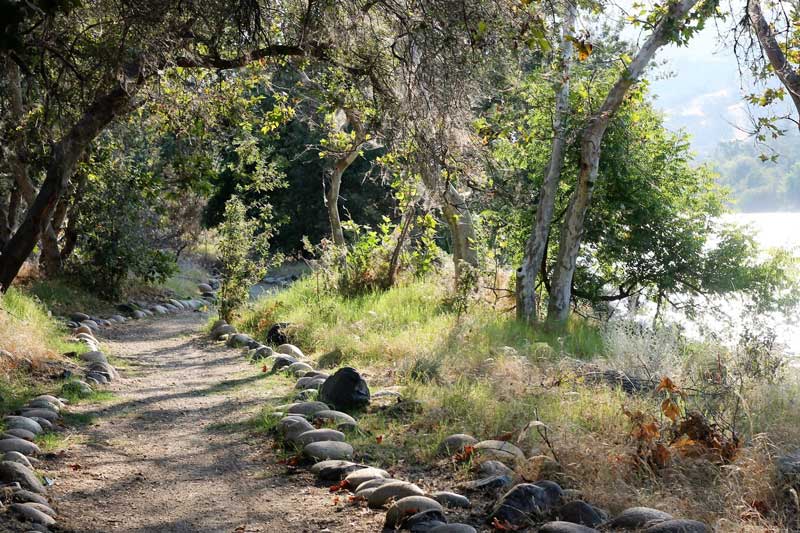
[1,395,67,530]
[434,433,711,532]
[63,320,119,391]
[210,322,477,532]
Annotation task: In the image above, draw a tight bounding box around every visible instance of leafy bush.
[217,196,274,321]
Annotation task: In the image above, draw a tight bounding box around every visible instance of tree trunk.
[516,0,576,323]
[441,182,479,282]
[546,0,702,325]
[748,0,800,123]
[324,151,359,247]
[4,55,64,275]
[7,186,20,234]
[0,85,134,291]
[0,189,10,249]
[59,171,89,262]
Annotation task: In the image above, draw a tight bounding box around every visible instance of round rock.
[3,451,35,468]
[438,433,478,455]
[344,467,390,490]
[4,428,36,441]
[643,520,711,533]
[4,417,43,435]
[9,503,56,526]
[0,461,45,493]
[608,507,674,529]
[287,362,314,376]
[385,496,443,528]
[276,344,304,358]
[303,440,353,461]
[432,491,470,508]
[0,438,41,455]
[12,489,48,505]
[286,401,330,416]
[474,440,525,464]
[368,481,425,508]
[539,522,600,533]
[292,429,345,447]
[312,410,357,431]
[277,416,315,441]
[557,500,607,528]
[310,460,365,481]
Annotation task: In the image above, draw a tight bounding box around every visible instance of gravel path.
[47,312,383,532]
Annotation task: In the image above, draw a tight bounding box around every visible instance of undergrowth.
[237,273,800,531]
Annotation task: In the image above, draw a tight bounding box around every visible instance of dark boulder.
[488,481,563,529]
[319,367,370,411]
[267,322,291,345]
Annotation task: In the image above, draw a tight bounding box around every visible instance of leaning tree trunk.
[517,0,577,323]
[0,85,134,291]
[748,0,800,123]
[442,183,479,281]
[4,55,64,275]
[546,0,702,325]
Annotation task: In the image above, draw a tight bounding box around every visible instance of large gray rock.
[367,481,425,508]
[211,324,236,339]
[32,395,64,408]
[303,440,353,461]
[438,433,478,455]
[458,474,512,492]
[0,439,41,456]
[271,355,298,373]
[0,461,45,493]
[292,429,345,447]
[778,449,800,488]
[9,503,56,526]
[643,520,711,533]
[608,507,673,529]
[384,496,443,528]
[355,477,395,496]
[88,361,119,380]
[18,409,58,423]
[478,460,515,477]
[227,333,253,348]
[70,312,90,322]
[401,509,448,532]
[80,351,108,364]
[319,367,370,411]
[3,417,42,435]
[26,399,60,413]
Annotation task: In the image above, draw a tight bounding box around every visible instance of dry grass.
[241,272,800,530]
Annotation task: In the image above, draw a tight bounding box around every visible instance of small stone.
[478,460,515,477]
[277,416,314,441]
[79,351,108,364]
[18,409,58,423]
[211,324,236,340]
[429,525,477,533]
[287,401,330,416]
[539,522,599,533]
[556,500,607,528]
[0,439,41,456]
[4,429,36,441]
[85,372,109,384]
[81,319,100,330]
[438,433,478,455]
[12,489,48,505]
[355,477,395,496]
[276,344,304,358]
[4,417,42,436]
[294,376,318,390]
[303,440,353,461]
[384,496,443,528]
[32,396,64,408]
[286,362,314,376]
[401,509,447,532]
[312,410,358,431]
[310,460,365,481]
[292,429,345,447]
[432,491,470,508]
[3,451,34,469]
[198,283,213,292]
[457,474,512,492]
[368,481,425,508]
[474,440,525,464]
[0,461,45,493]
[344,467,390,490]
[70,312,90,322]
[271,355,298,373]
[643,519,711,533]
[26,399,60,413]
[28,418,52,431]
[9,503,56,526]
[608,507,673,529]
[252,346,274,360]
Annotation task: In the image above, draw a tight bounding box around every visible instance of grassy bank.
[235,274,800,531]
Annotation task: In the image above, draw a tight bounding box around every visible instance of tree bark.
[4,55,64,275]
[58,170,89,262]
[0,85,134,291]
[516,0,576,323]
[546,0,701,325]
[441,182,479,281]
[748,0,800,123]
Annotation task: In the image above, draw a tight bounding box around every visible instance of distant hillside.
[709,133,800,212]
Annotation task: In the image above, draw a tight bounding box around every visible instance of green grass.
[160,265,208,298]
[24,277,111,317]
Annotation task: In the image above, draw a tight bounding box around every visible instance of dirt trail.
[48,312,383,533]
